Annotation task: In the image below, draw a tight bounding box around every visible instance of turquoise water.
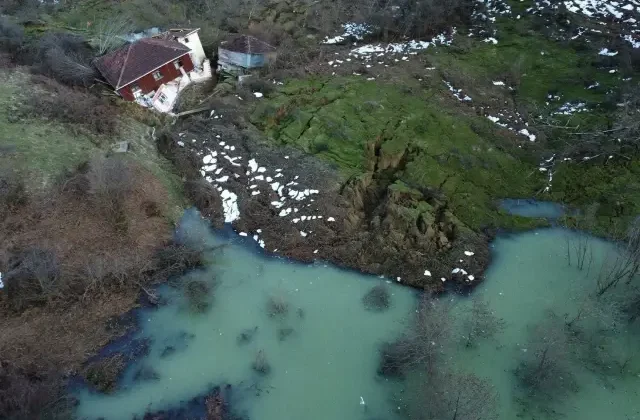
[499,199,565,218]
[76,211,417,419]
[451,229,640,419]
[76,212,640,419]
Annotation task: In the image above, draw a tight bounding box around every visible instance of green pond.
[76,210,640,419]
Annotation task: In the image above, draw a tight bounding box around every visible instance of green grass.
[253,77,547,231]
[0,71,97,189]
[0,69,185,222]
[551,159,640,237]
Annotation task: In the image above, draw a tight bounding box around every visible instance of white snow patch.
[253,92,264,98]
[220,190,240,223]
[424,270,432,276]
[464,251,475,256]
[599,48,619,56]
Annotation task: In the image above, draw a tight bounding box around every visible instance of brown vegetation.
[0,157,171,311]
[0,153,201,417]
[25,75,119,136]
[83,353,126,394]
[0,360,71,420]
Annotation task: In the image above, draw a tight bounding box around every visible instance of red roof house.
[94,37,195,101]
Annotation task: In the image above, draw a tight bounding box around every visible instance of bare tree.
[515,312,577,400]
[384,295,499,420]
[396,294,453,375]
[87,157,134,227]
[89,16,133,56]
[596,216,640,295]
[462,296,504,348]
[409,370,499,420]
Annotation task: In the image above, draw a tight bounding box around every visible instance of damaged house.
[95,29,211,113]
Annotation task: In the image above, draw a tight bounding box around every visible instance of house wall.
[177,31,206,68]
[117,53,194,101]
[218,49,269,70]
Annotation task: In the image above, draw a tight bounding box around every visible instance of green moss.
[255,77,546,231]
[551,159,640,237]
[430,19,620,106]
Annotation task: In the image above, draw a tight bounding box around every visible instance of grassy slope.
[254,77,546,231]
[253,12,640,236]
[0,69,185,221]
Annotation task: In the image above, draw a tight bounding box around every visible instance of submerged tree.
[462,296,504,348]
[362,284,391,312]
[383,295,500,420]
[408,370,499,420]
[596,216,640,296]
[515,313,577,401]
[396,294,452,374]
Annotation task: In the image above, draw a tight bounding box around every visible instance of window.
[183,37,189,43]
[152,71,162,81]
[173,58,184,69]
[158,93,168,104]
[131,83,141,93]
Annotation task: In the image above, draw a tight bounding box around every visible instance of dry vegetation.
[0,157,171,311]
[0,156,199,418]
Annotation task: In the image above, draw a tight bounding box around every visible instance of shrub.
[184,279,210,314]
[237,327,258,345]
[277,327,294,342]
[0,170,26,219]
[0,158,174,311]
[377,339,413,377]
[266,294,289,318]
[0,360,71,420]
[362,284,391,311]
[252,350,271,375]
[185,179,223,221]
[34,33,96,86]
[4,248,60,311]
[0,17,24,58]
[26,76,119,136]
[83,353,126,394]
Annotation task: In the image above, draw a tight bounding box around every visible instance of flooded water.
[499,198,565,218]
[76,210,417,419]
[76,210,640,419]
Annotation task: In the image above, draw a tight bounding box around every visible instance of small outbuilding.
[218,35,277,74]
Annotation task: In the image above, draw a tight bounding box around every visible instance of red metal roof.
[94,38,191,90]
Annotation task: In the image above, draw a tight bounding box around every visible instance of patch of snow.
[239,232,247,237]
[424,270,432,276]
[518,128,536,142]
[253,92,264,98]
[492,81,505,86]
[323,22,372,44]
[464,251,475,256]
[220,190,240,223]
[599,48,619,56]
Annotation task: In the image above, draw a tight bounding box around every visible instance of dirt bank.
[159,112,490,291]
